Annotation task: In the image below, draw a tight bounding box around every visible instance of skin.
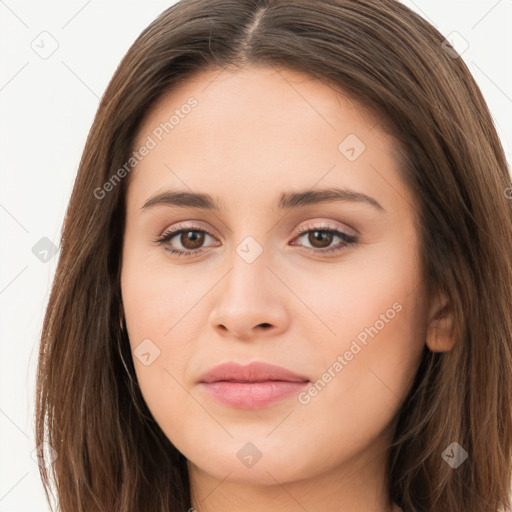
[120,65,455,512]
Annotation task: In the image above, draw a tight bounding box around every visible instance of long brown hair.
[35,0,512,510]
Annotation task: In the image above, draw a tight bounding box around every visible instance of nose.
[208,248,290,341]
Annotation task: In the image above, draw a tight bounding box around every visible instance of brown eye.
[179,230,205,250]
[293,225,358,255]
[155,226,218,256]
[307,230,334,249]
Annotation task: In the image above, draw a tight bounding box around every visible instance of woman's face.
[120,65,430,486]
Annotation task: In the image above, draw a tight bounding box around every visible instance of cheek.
[291,235,424,351]
[120,249,215,417]
[121,250,204,347]
[120,262,197,443]
[293,235,426,408]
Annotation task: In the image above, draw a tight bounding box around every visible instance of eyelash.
[154,222,358,257]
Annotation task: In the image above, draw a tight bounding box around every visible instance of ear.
[425,292,457,352]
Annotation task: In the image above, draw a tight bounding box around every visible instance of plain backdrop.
[1,0,511,510]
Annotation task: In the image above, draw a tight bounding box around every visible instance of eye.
[154,222,358,258]
[292,223,358,254]
[154,224,218,257]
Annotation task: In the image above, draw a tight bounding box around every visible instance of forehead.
[127,65,408,215]
[133,65,382,149]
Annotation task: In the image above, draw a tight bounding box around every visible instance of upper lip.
[198,362,310,384]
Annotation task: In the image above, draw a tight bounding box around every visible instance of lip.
[198,362,310,409]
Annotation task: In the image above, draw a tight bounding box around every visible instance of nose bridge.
[209,233,287,337]
[223,235,272,304]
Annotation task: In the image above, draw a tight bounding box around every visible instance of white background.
[1,0,511,510]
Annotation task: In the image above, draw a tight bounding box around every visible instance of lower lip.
[200,381,309,409]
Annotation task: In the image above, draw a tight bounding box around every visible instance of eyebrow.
[140,187,385,212]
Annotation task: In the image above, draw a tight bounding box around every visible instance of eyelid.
[157,220,219,237]
[295,220,356,236]
[158,219,353,241]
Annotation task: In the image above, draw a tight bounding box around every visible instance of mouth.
[198,361,310,409]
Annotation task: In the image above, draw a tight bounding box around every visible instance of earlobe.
[425,294,457,352]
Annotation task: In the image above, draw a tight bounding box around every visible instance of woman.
[35,1,512,511]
